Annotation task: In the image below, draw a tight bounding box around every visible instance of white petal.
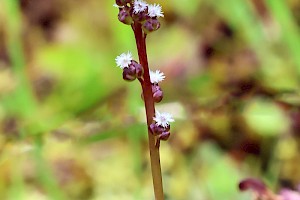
[115,52,133,69]
[133,0,148,14]
[153,110,174,128]
[150,70,165,84]
[148,4,164,18]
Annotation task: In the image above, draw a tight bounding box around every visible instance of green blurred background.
[0,0,300,199]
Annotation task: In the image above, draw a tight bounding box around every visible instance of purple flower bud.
[123,65,136,81]
[239,178,267,195]
[153,89,163,103]
[151,84,163,103]
[149,123,165,136]
[130,60,143,78]
[116,0,131,6]
[158,131,170,141]
[118,7,133,25]
[142,18,160,34]
[151,84,160,93]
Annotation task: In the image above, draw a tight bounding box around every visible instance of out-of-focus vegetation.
[0,0,300,199]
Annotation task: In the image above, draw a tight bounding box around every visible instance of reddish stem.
[133,22,164,200]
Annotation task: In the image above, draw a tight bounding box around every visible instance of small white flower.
[150,70,165,84]
[133,0,148,14]
[148,4,164,18]
[153,111,174,128]
[115,52,133,69]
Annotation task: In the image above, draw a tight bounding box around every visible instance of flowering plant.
[114,1,174,199]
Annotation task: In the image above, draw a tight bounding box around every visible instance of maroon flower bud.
[151,84,163,103]
[239,178,267,195]
[116,0,131,6]
[153,89,163,103]
[149,123,165,136]
[142,18,160,34]
[158,131,170,141]
[151,84,160,93]
[123,65,136,81]
[118,7,133,25]
[130,60,143,78]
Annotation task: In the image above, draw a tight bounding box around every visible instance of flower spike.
[114,1,171,198]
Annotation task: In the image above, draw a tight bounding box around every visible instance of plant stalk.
[133,22,164,200]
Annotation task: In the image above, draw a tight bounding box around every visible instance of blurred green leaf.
[243,98,290,136]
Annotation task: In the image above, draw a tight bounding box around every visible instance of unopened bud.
[130,60,143,78]
[150,123,165,136]
[118,7,133,25]
[153,89,163,103]
[123,65,136,81]
[152,84,163,103]
[159,131,170,141]
[142,18,160,34]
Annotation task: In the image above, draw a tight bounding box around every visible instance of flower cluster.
[114,0,174,145]
[146,70,164,103]
[114,0,164,33]
[150,111,174,143]
[115,52,143,81]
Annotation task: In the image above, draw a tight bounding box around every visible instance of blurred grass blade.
[3,0,36,117]
[33,138,67,200]
[265,0,300,76]
[7,158,25,200]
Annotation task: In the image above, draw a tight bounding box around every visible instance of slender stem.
[133,23,164,200]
